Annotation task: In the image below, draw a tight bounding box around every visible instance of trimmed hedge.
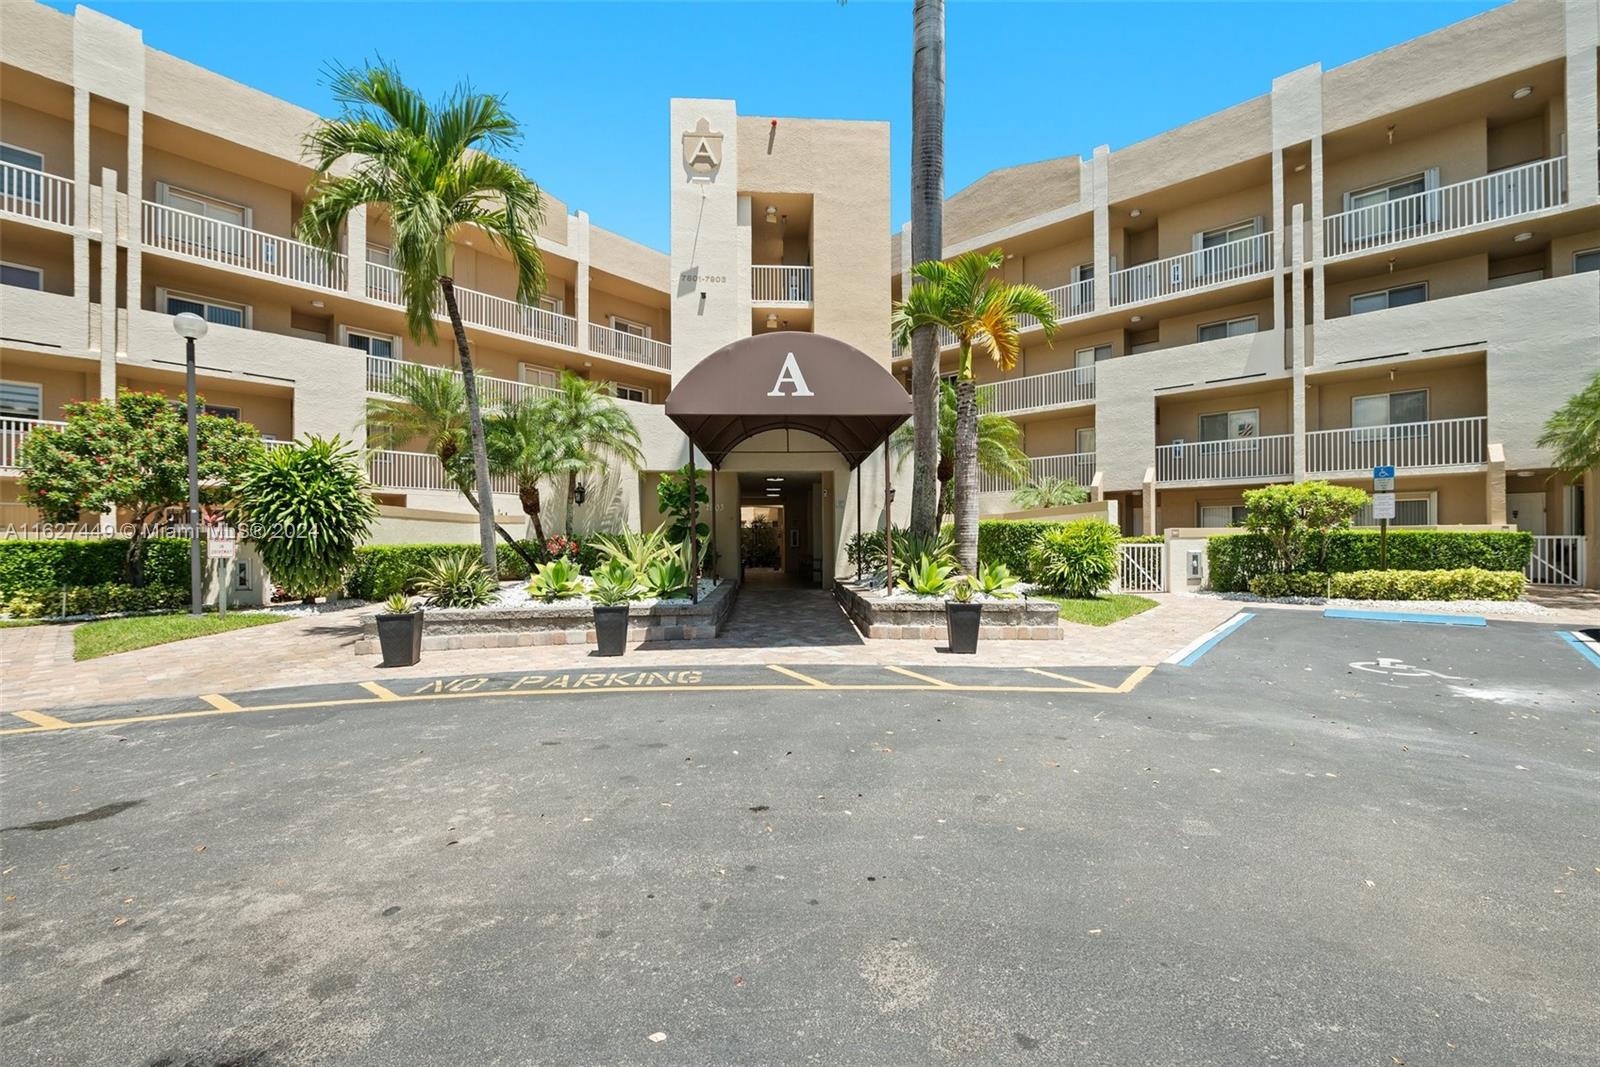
[1121,534,1164,545]
[1207,530,1533,592]
[343,540,613,600]
[0,538,191,594]
[1329,568,1525,601]
[5,583,189,619]
[1248,573,1330,598]
[975,521,1070,577]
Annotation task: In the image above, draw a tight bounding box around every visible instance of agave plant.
[415,550,498,609]
[383,592,417,614]
[849,526,956,573]
[897,553,957,597]
[971,561,1020,598]
[588,559,641,606]
[527,557,585,602]
[592,528,677,574]
[641,556,690,600]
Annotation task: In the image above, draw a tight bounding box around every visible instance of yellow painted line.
[358,681,401,701]
[1024,668,1117,692]
[199,693,243,712]
[766,665,831,688]
[883,665,955,688]
[11,710,72,730]
[1113,665,1156,693]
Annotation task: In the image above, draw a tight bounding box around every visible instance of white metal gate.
[1525,536,1586,587]
[1116,542,1166,593]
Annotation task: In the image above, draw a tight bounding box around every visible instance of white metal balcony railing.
[366,263,590,354]
[934,277,1097,350]
[365,354,554,410]
[981,451,1099,496]
[1155,433,1294,485]
[143,200,347,290]
[589,323,671,370]
[1526,536,1586,587]
[1323,157,1567,258]
[986,365,1095,415]
[1,161,73,227]
[751,265,813,305]
[1110,231,1275,308]
[366,448,517,496]
[1304,416,1487,475]
[1,417,66,469]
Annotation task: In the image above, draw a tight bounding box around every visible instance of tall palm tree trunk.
[565,470,578,538]
[457,481,539,569]
[520,485,547,545]
[909,0,945,539]
[438,277,499,575]
[952,377,979,575]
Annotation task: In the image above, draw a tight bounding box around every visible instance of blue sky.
[45,0,1506,251]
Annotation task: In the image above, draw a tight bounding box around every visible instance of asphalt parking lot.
[1,608,1596,1065]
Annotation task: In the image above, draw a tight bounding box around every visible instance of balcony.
[365,354,553,409]
[1,161,73,229]
[986,364,1095,416]
[1305,416,1486,475]
[589,322,671,370]
[936,277,1096,350]
[1,417,66,470]
[751,265,812,306]
[143,200,347,291]
[1110,231,1274,308]
[1323,157,1567,259]
[1155,433,1293,486]
[981,451,1096,495]
[366,448,517,495]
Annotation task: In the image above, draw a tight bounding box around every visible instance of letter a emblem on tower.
[767,352,814,397]
[682,118,723,178]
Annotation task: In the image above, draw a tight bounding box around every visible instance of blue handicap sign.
[1372,465,1395,480]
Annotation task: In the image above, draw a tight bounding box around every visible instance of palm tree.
[908,0,946,540]
[1011,476,1087,511]
[366,363,536,568]
[541,372,645,537]
[891,380,1027,521]
[299,62,546,577]
[892,249,1057,573]
[483,394,575,545]
[1537,368,1600,478]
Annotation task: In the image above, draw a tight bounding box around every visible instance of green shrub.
[1028,519,1119,597]
[897,554,957,596]
[848,527,955,572]
[6,583,189,619]
[0,538,192,595]
[1329,568,1524,601]
[1120,534,1165,545]
[1247,573,1331,598]
[641,557,690,599]
[1206,530,1534,592]
[527,558,585,602]
[345,542,537,599]
[975,520,1065,575]
[589,559,641,605]
[415,551,499,609]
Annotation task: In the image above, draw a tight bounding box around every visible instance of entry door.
[1507,493,1547,535]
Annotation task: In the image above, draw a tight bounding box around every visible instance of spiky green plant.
[300,61,547,577]
[1010,476,1088,511]
[232,435,377,603]
[641,557,690,600]
[1537,368,1600,478]
[415,549,498,609]
[589,559,640,606]
[971,561,1020,598]
[1028,519,1119,598]
[592,527,677,575]
[527,557,585,602]
[892,249,1059,574]
[897,553,957,597]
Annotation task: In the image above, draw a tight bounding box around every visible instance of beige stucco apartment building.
[2,0,1597,590]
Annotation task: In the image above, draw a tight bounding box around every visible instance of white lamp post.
[173,312,208,616]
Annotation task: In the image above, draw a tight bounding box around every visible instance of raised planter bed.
[355,580,739,655]
[834,581,1061,641]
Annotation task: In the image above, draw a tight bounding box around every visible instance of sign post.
[1372,466,1396,571]
[207,527,238,617]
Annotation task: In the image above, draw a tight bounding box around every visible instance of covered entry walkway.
[718,571,865,648]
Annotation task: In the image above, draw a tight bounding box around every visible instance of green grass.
[0,619,48,629]
[1043,593,1159,627]
[72,612,287,661]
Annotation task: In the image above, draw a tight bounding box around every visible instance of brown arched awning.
[664,332,912,468]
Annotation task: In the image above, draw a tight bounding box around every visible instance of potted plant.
[945,577,983,654]
[376,592,423,667]
[589,559,639,657]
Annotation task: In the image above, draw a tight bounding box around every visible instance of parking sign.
[1372,465,1395,492]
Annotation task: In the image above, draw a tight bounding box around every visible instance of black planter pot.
[376,611,423,667]
[593,604,630,657]
[945,602,983,654]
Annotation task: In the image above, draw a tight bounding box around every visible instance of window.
[1488,270,1543,289]
[234,560,252,591]
[157,183,249,257]
[612,384,650,404]
[366,243,394,267]
[1347,174,1427,213]
[160,289,248,329]
[1197,315,1258,343]
[1352,389,1428,428]
[1199,220,1257,249]
[160,184,247,227]
[1198,408,1259,442]
[1,261,43,290]
[0,143,44,202]
[1199,505,1247,528]
[538,294,564,315]
[343,327,399,360]
[608,315,652,339]
[1075,427,1096,454]
[1075,345,1111,367]
[1068,264,1094,310]
[203,405,241,420]
[519,363,558,390]
[1356,494,1435,527]
[1351,282,1426,316]
[1341,172,1436,244]
[1575,249,1600,274]
[0,380,43,419]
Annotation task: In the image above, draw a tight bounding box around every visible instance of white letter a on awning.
[766,352,815,397]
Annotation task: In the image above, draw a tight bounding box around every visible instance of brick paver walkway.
[0,591,1252,712]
